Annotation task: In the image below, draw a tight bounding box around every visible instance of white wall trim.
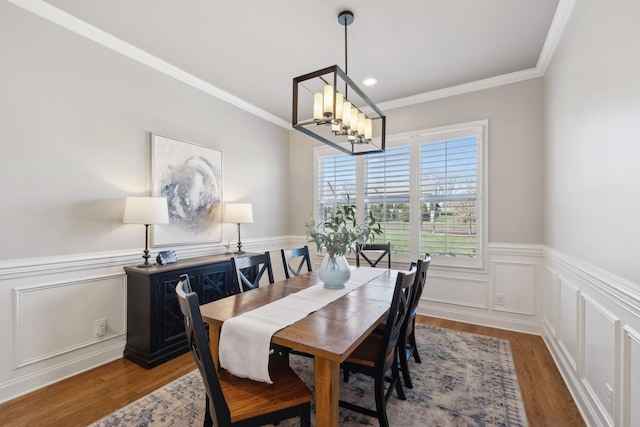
[5,0,289,129]
[536,0,577,73]
[623,325,640,427]
[544,247,640,427]
[545,247,640,315]
[422,304,543,335]
[12,273,127,369]
[0,340,124,404]
[541,324,600,427]
[378,68,543,111]
[6,0,575,130]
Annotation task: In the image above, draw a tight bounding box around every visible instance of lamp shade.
[123,196,169,225]
[224,203,253,224]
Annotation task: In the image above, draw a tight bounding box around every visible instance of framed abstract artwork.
[151,134,223,246]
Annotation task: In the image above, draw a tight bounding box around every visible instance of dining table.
[199,266,400,427]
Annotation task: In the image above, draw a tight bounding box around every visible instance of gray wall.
[543,0,640,285]
[0,2,290,261]
[288,78,545,246]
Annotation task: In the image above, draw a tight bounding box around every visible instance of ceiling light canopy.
[292,10,386,155]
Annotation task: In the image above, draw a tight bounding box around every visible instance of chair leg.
[391,358,406,400]
[374,375,390,427]
[409,321,421,363]
[399,346,414,389]
[342,367,350,382]
[300,402,311,427]
[203,395,213,427]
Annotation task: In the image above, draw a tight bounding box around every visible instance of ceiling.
[39,0,561,127]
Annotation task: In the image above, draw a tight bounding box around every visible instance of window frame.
[313,120,488,271]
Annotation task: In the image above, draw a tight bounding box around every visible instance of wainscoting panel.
[12,273,126,368]
[0,238,296,403]
[543,248,640,427]
[558,276,580,370]
[544,266,560,339]
[582,296,619,424]
[491,260,535,315]
[419,244,543,334]
[624,326,640,427]
[426,273,489,309]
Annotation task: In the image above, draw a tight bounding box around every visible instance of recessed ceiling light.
[362,78,377,86]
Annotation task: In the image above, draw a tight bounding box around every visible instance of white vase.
[318,254,351,289]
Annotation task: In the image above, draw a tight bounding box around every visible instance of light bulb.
[364,118,372,140]
[335,92,344,121]
[342,101,352,127]
[357,112,366,136]
[323,85,334,118]
[313,93,323,121]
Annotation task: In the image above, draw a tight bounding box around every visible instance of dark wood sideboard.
[123,254,248,368]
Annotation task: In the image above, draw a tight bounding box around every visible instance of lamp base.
[233,250,245,254]
[137,262,156,268]
[138,247,155,268]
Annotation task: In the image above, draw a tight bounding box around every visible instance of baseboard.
[541,323,599,427]
[0,340,124,404]
[419,304,543,335]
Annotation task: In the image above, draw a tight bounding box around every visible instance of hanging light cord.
[344,17,349,97]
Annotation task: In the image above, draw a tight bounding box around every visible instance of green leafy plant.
[306,202,382,258]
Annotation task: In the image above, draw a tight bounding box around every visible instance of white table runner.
[218,267,386,383]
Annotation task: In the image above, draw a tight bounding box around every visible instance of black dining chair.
[363,254,432,389]
[398,254,431,388]
[338,267,417,427]
[231,252,274,293]
[280,246,313,279]
[277,246,316,362]
[175,275,312,427]
[356,242,392,268]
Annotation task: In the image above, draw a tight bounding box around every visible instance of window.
[317,153,356,223]
[420,135,478,258]
[314,121,487,268]
[364,145,411,253]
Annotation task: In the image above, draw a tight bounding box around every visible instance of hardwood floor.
[0,316,585,426]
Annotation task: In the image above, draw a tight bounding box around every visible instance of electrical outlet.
[496,294,505,306]
[605,383,613,412]
[95,318,107,337]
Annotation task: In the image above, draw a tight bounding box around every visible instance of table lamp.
[123,196,169,267]
[224,203,253,254]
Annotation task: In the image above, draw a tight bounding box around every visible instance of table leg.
[206,320,220,370]
[314,357,339,427]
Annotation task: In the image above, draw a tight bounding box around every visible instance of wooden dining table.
[199,267,399,427]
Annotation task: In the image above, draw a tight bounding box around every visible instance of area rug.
[89,325,528,426]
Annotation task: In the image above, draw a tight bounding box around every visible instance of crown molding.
[8,0,574,129]
[536,0,576,73]
[377,67,544,112]
[6,0,290,129]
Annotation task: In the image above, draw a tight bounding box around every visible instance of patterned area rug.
[89,325,528,426]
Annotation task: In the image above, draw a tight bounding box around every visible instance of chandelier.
[292,10,386,155]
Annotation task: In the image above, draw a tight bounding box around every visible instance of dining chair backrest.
[280,246,313,279]
[176,274,232,426]
[378,267,417,373]
[395,254,431,389]
[404,254,431,338]
[231,252,275,293]
[356,242,391,268]
[410,253,431,317]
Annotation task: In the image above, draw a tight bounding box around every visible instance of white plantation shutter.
[317,154,356,223]
[314,121,485,267]
[364,145,411,253]
[420,135,477,258]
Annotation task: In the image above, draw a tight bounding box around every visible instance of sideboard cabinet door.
[123,254,240,369]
